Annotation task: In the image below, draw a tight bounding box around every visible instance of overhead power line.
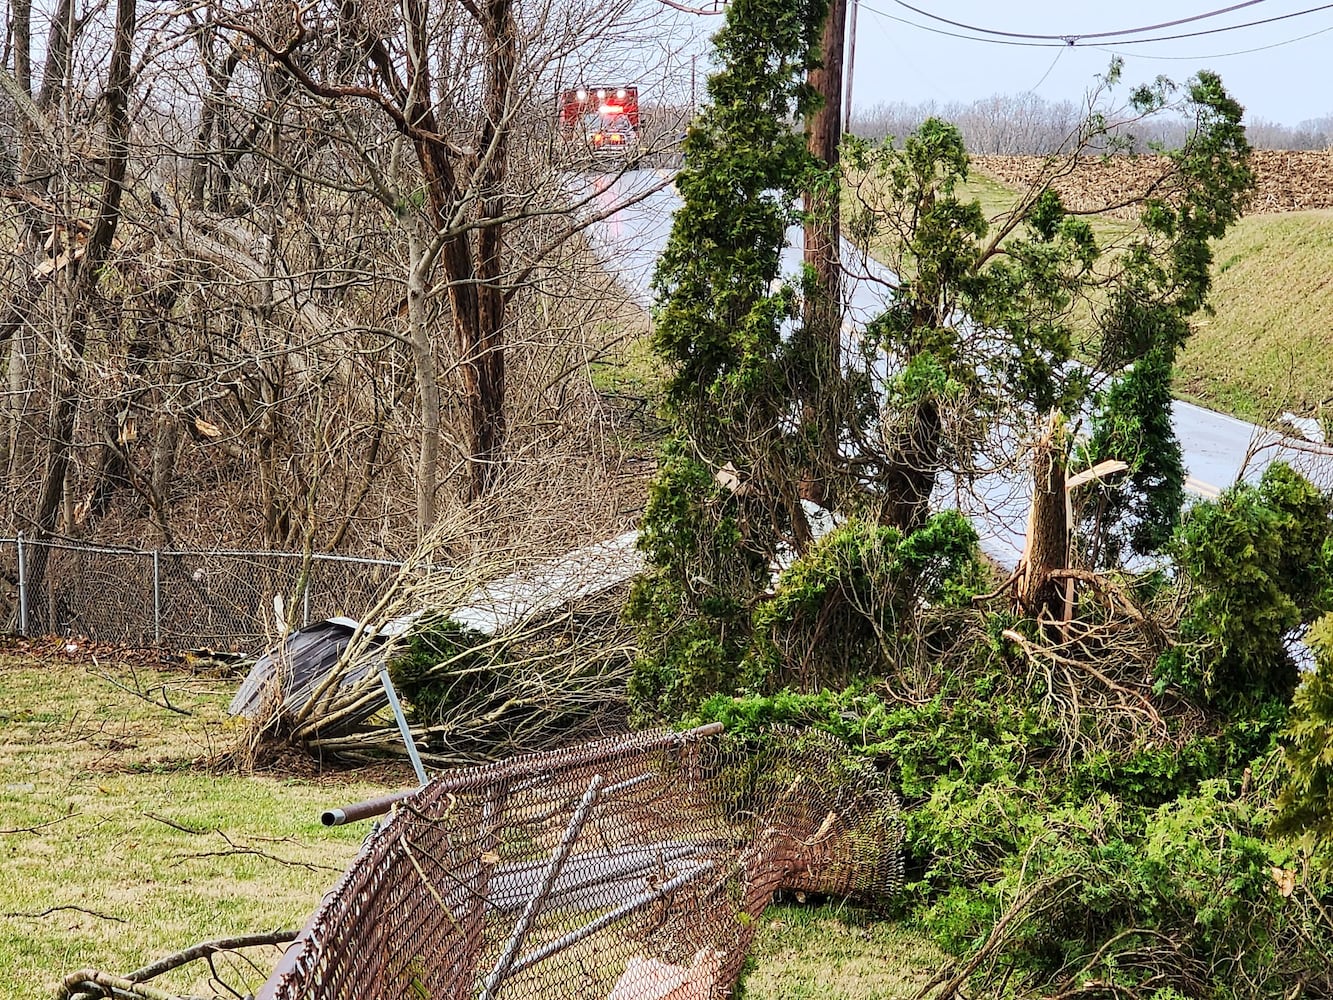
[859,6,1069,47]
[861,2,1333,49]
[1092,20,1333,58]
[1087,2,1333,45]
[890,0,1275,42]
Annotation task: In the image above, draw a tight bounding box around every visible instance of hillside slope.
[1176,209,1333,424]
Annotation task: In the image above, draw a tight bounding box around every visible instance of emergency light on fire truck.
[559,85,640,160]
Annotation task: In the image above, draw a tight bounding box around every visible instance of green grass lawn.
[0,653,397,999]
[740,904,948,999]
[0,651,946,999]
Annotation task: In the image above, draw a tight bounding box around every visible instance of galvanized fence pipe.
[152,550,161,646]
[479,773,605,1000]
[16,532,28,636]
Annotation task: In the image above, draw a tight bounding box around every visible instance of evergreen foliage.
[1161,462,1333,707]
[1083,72,1253,563]
[1273,614,1333,863]
[625,11,1325,990]
[749,512,983,690]
[628,0,832,717]
[694,665,1327,1000]
[1084,346,1184,562]
[634,37,1253,721]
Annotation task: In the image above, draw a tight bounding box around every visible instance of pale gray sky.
[578,1,1329,126]
[847,1,1333,125]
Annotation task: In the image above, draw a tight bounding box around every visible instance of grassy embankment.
[1176,209,1333,423]
[0,651,943,999]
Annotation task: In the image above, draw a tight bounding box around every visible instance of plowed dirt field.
[975,150,1333,215]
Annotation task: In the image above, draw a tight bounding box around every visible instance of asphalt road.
[578,167,1333,565]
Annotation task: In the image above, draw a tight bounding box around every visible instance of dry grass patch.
[0,653,401,999]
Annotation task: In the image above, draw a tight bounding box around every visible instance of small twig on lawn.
[5,904,126,923]
[172,830,341,873]
[93,653,192,716]
[0,813,74,835]
[144,812,213,835]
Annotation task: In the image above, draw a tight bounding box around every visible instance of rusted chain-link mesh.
[257,725,903,1000]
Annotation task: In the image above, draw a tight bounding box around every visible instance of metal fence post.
[302,574,311,628]
[152,550,162,645]
[16,532,28,636]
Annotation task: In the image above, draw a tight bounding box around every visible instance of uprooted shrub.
[748,511,985,692]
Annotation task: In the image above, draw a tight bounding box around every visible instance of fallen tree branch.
[57,969,182,1000]
[122,929,300,984]
[1002,627,1163,724]
[143,812,211,835]
[93,656,191,717]
[913,874,1076,1000]
[0,814,74,835]
[171,830,341,873]
[5,905,125,923]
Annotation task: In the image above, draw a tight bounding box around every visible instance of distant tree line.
[852,92,1333,153]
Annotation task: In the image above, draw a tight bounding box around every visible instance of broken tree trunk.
[1016,411,1069,621]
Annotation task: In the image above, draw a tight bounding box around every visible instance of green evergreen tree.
[627,0,829,719]
[1162,462,1333,707]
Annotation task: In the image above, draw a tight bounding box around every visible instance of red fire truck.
[559,86,640,159]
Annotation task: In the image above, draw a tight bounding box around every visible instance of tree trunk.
[397,0,512,503]
[407,231,441,536]
[23,0,136,605]
[1016,411,1069,620]
[803,0,845,352]
[800,0,847,504]
[881,398,941,531]
[469,0,516,499]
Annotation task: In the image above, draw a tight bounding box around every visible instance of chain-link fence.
[0,534,409,651]
[57,724,905,1000]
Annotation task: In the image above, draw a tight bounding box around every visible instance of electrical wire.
[861,2,1333,49]
[1093,20,1333,57]
[860,4,1069,47]
[891,0,1274,42]
[1027,45,1066,90]
[1082,2,1333,45]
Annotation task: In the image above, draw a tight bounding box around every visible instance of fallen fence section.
[255,724,904,1000]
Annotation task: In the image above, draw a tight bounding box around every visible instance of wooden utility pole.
[843,0,859,134]
[799,0,849,494]
[803,0,848,359]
